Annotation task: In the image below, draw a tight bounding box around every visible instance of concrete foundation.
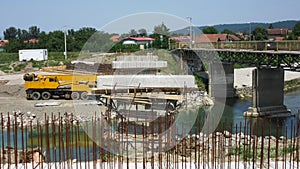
[245,67,291,117]
[208,63,235,98]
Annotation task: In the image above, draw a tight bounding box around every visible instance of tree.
[4,39,25,52]
[268,24,273,29]
[4,27,18,39]
[221,29,235,35]
[73,27,97,51]
[202,26,218,34]
[129,29,138,37]
[252,26,268,40]
[17,29,30,40]
[286,32,297,40]
[138,28,147,36]
[28,26,40,39]
[75,27,97,41]
[37,31,48,49]
[149,34,169,49]
[68,29,75,37]
[153,23,170,36]
[293,22,300,36]
[46,31,64,52]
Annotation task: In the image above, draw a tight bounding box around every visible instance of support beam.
[245,67,291,117]
[208,63,235,98]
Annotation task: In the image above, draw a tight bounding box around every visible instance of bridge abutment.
[208,63,235,98]
[245,67,291,117]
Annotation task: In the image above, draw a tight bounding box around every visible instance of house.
[236,32,247,40]
[267,28,291,41]
[122,37,155,45]
[0,40,9,48]
[24,38,39,43]
[110,35,121,42]
[169,36,191,43]
[194,34,240,43]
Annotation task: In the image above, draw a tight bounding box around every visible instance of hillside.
[172,20,300,35]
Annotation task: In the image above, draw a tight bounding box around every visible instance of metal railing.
[170,40,300,51]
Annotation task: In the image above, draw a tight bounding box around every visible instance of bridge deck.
[174,48,300,70]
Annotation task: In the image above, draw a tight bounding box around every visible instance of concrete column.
[245,67,291,117]
[208,63,235,98]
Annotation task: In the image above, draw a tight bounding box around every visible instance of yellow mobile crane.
[23,73,97,100]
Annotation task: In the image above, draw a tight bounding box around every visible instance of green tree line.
[3,26,114,53]
[2,23,174,53]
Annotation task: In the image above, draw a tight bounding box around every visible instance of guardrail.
[170,40,300,51]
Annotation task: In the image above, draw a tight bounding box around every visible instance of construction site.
[0,52,216,168]
[1,52,300,169]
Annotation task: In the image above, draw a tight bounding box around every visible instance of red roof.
[267,28,289,35]
[195,34,240,43]
[24,38,39,43]
[169,36,191,42]
[128,37,155,41]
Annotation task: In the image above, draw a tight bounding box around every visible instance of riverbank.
[234,67,300,99]
[236,79,300,99]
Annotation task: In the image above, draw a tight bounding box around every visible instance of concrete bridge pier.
[245,67,291,117]
[208,63,235,98]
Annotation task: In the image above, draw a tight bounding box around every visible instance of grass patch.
[0,63,12,73]
[0,52,80,73]
[0,53,18,64]
[48,52,79,61]
[13,62,27,72]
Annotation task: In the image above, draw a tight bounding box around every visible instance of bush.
[13,62,27,72]
[32,60,46,69]
[194,75,208,91]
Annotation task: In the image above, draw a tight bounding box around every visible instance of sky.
[1,0,299,37]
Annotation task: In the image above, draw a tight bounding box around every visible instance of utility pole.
[64,26,67,60]
[249,22,252,41]
[187,17,192,48]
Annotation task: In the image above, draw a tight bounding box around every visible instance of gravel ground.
[0,72,106,121]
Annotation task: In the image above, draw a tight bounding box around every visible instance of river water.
[192,88,300,138]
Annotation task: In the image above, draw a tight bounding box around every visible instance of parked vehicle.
[19,49,48,61]
[23,73,97,100]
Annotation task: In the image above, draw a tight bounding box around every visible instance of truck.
[23,73,97,100]
[19,49,48,62]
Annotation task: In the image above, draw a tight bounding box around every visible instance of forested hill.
[172,20,300,35]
